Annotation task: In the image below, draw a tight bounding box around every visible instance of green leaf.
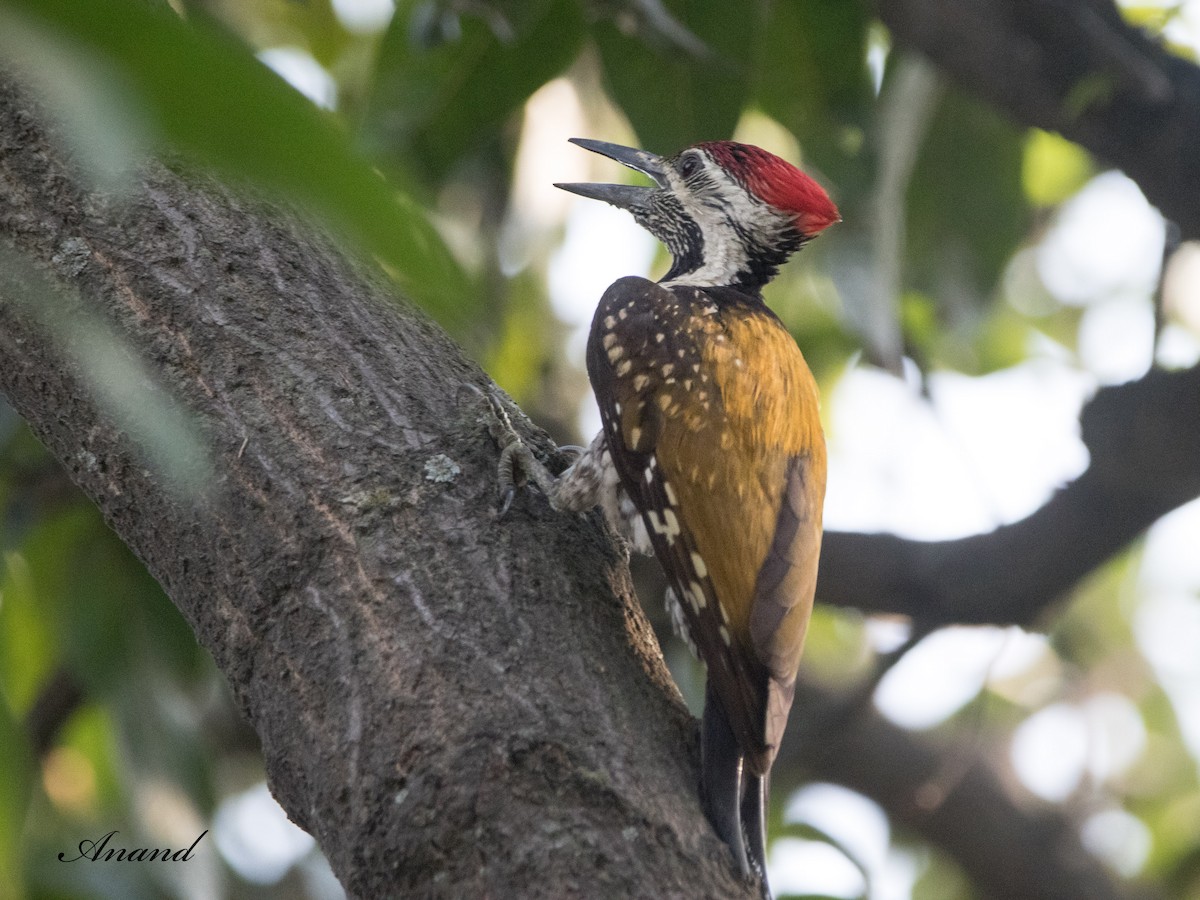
[594,0,761,152]
[0,549,58,713]
[753,0,875,188]
[1023,129,1093,207]
[906,88,1030,313]
[0,0,474,328]
[909,847,974,900]
[798,605,869,685]
[972,305,1038,373]
[11,507,130,695]
[2,495,196,703]
[485,268,559,402]
[0,694,32,900]
[364,0,585,181]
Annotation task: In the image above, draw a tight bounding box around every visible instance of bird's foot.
[462,383,564,515]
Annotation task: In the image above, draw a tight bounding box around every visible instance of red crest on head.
[696,141,840,236]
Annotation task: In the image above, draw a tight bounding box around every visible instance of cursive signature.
[58,830,208,862]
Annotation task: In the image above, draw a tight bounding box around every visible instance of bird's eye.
[679,153,702,178]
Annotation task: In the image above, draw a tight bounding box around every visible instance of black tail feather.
[741,771,770,898]
[701,683,750,877]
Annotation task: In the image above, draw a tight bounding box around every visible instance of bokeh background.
[1,0,1199,897]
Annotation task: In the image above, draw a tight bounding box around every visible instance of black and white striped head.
[557,138,839,293]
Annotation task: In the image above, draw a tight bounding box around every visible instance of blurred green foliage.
[0,0,1198,898]
[594,1,757,153]
[365,0,586,181]
[2,0,470,327]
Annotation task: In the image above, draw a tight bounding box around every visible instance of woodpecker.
[492,138,836,897]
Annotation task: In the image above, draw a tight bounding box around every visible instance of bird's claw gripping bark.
[462,383,561,516]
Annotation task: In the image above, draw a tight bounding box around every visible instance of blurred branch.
[777,676,1162,900]
[867,52,941,374]
[815,0,1200,627]
[819,360,1200,624]
[1153,220,1182,344]
[876,0,1200,241]
[24,667,85,758]
[0,76,754,899]
[610,0,712,59]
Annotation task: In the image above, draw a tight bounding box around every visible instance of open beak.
[554,138,667,213]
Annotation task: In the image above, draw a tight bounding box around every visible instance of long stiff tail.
[700,682,772,897]
[701,682,748,875]
[742,771,770,898]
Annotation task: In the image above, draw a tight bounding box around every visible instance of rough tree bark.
[0,78,749,898]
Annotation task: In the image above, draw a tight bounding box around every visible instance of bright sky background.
[249,2,1200,897]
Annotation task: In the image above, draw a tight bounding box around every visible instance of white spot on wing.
[663,509,681,538]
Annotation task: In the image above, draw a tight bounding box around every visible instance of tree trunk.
[0,78,753,899]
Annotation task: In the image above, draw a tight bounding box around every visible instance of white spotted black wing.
[585,275,770,763]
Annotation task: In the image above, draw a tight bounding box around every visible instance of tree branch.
[818,362,1200,625]
[24,666,85,759]
[877,0,1200,240]
[0,78,752,899]
[626,554,1156,899]
[810,0,1200,627]
[776,679,1161,900]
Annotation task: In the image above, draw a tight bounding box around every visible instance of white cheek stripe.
[661,165,793,288]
